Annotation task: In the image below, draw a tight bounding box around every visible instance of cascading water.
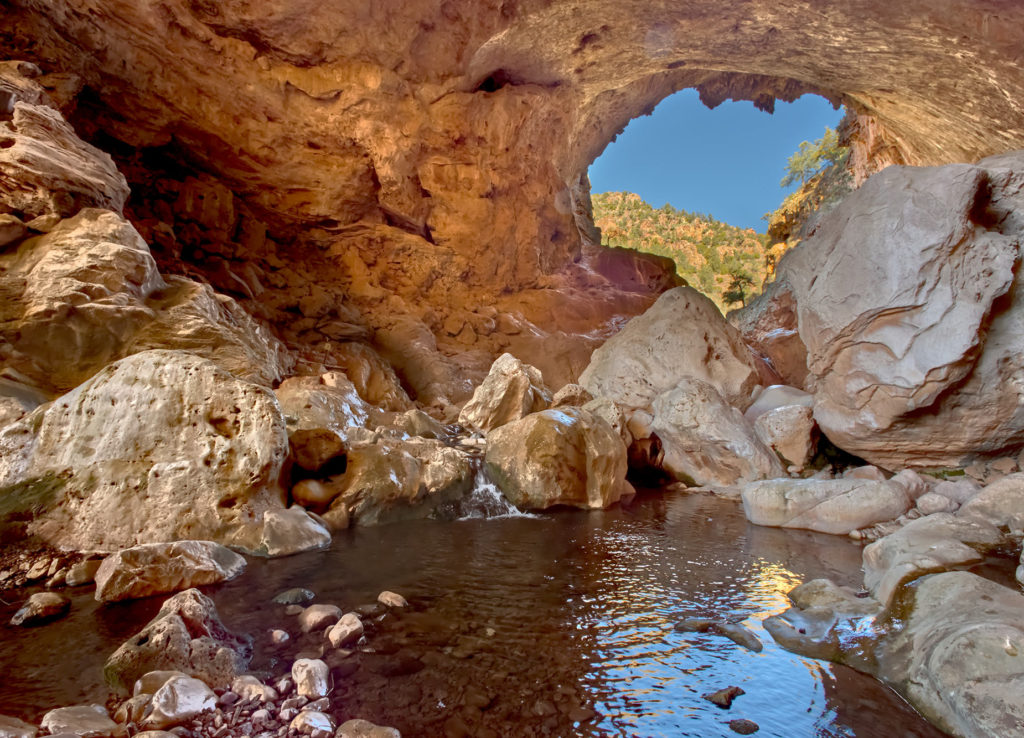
[444,459,533,520]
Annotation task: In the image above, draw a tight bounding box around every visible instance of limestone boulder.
[39,706,117,738]
[582,396,631,446]
[862,513,1003,605]
[0,101,129,218]
[780,156,1024,468]
[324,438,473,526]
[9,591,69,626]
[879,571,1024,738]
[144,676,217,730]
[754,405,817,470]
[332,342,412,412]
[743,385,813,422]
[650,379,784,487]
[550,383,593,408]
[458,353,551,434]
[256,507,332,557]
[957,472,1024,533]
[94,541,247,602]
[0,350,289,551]
[485,407,632,511]
[291,659,329,700]
[741,478,912,535]
[579,286,761,412]
[0,714,36,738]
[729,277,810,390]
[275,373,372,454]
[104,589,251,695]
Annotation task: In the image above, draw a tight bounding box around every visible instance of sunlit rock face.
[3,1,1023,400]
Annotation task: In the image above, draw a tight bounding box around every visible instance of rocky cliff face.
[3,1,1024,402]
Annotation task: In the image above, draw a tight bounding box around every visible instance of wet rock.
[290,710,334,735]
[326,613,363,648]
[10,591,69,625]
[94,541,246,602]
[485,407,632,510]
[377,591,408,608]
[915,492,957,515]
[292,659,330,699]
[134,670,188,696]
[651,379,784,486]
[753,405,817,470]
[702,686,745,709]
[862,513,1003,605]
[390,409,446,440]
[114,694,152,723]
[231,675,278,703]
[931,478,980,506]
[270,629,290,645]
[0,350,289,552]
[65,559,102,587]
[458,353,551,434]
[144,675,216,730]
[104,589,251,695]
[579,286,760,412]
[741,478,911,535]
[289,430,346,474]
[336,719,402,738]
[324,438,473,526]
[298,605,342,633]
[0,714,37,738]
[957,472,1024,533]
[257,507,331,557]
[673,618,762,652]
[275,374,371,445]
[274,588,315,605]
[39,706,117,738]
[728,718,760,734]
[782,157,1024,468]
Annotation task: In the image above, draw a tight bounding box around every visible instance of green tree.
[722,271,755,307]
[780,127,847,187]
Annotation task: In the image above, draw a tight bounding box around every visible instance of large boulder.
[754,405,818,470]
[0,350,289,551]
[579,286,761,412]
[94,541,247,602]
[485,407,632,510]
[957,472,1024,533]
[741,477,912,535]
[104,589,251,696]
[323,438,473,526]
[650,378,784,487]
[779,155,1024,468]
[729,277,810,390]
[458,353,551,433]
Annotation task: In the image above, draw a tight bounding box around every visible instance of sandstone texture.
[0,350,289,551]
[780,154,1024,468]
[39,706,117,738]
[754,405,817,470]
[94,541,247,602]
[650,379,783,487]
[741,478,911,536]
[459,353,551,434]
[485,407,632,510]
[579,286,760,412]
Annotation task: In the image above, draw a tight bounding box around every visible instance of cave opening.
[586,88,845,312]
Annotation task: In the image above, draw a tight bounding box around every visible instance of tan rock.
[290,710,334,735]
[485,407,632,511]
[291,659,329,700]
[134,670,188,697]
[39,705,116,738]
[276,374,372,445]
[741,477,911,535]
[579,286,761,413]
[650,379,784,487]
[336,719,401,738]
[389,408,445,440]
[550,383,594,408]
[298,604,342,633]
[729,278,809,390]
[289,429,346,472]
[743,385,813,422]
[581,396,631,446]
[144,676,216,730]
[258,507,331,557]
[326,438,472,525]
[842,466,889,482]
[458,353,551,434]
[915,492,957,515]
[957,472,1024,533]
[0,350,289,552]
[0,102,128,218]
[326,613,363,648]
[0,214,27,249]
[0,714,37,738]
[292,479,341,509]
[94,541,247,602]
[9,591,69,626]
[754,405,817,470]
[377,591,408,608]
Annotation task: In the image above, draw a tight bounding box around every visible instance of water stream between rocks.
[0,491,950,737]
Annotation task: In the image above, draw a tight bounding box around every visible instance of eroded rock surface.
[94,541,247,602]
[459,353,551,434]
[742,478,911,535]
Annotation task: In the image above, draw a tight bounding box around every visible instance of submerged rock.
[104,589,251,695]
[256,507,331,557]
[485,407,632,510]
[702,686,745,709]
[741,477,911,535]
[651,379,784,487]
[94,541,247,602]
[458,353,551,434]
[9,591,69,626]
[336,719,401,738]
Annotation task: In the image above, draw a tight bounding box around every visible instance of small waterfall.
[453,462,532,520]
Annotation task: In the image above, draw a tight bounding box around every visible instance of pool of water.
[0,490,948,737]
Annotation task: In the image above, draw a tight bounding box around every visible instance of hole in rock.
[588,88,847,313]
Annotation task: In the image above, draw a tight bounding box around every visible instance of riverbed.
[0,490,949,737]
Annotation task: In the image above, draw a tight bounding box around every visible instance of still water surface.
[0,491,947,737]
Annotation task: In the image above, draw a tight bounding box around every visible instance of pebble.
[273,588,315,605]
[377,591,408,608]
[66,559,104,587]
[703,686,745,709]
[270,629,290,644]
[297,604,342,633]
[729,718,760,734]
[326,613,364,648]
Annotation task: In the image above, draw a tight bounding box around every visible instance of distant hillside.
[592,191,770,311]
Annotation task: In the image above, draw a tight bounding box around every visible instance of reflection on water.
[0,492,947,737]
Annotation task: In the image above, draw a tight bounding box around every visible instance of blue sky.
[588,89,845,231]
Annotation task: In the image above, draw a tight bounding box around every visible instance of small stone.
[270,629,290,645]
[285,605,304,616]
[135,671,189,697]
[291,659,329,699]
[66,559,103,587]
[326,613,363,649]
[335,719,402,738]
[251,708,270,725]
[990,457,1018,475]
[281,696,308,711]
[289,710,333,735]
[964,463,987,482]
[144,676,217,730]
[40,705,118,737]
[702,686,745,709]
[115,694,152,724]
[273,676,294,695]
[916,491,957,515]
[217,691,240,707]
[567,706,596,723]
[298,604,342,633]
[25,558,50,581]
[0,713,38,738]
[377,591,408,608]
[273,588,315,605]
[729,718,760,734]
[46,568,67,588]
[10,592,70,626]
